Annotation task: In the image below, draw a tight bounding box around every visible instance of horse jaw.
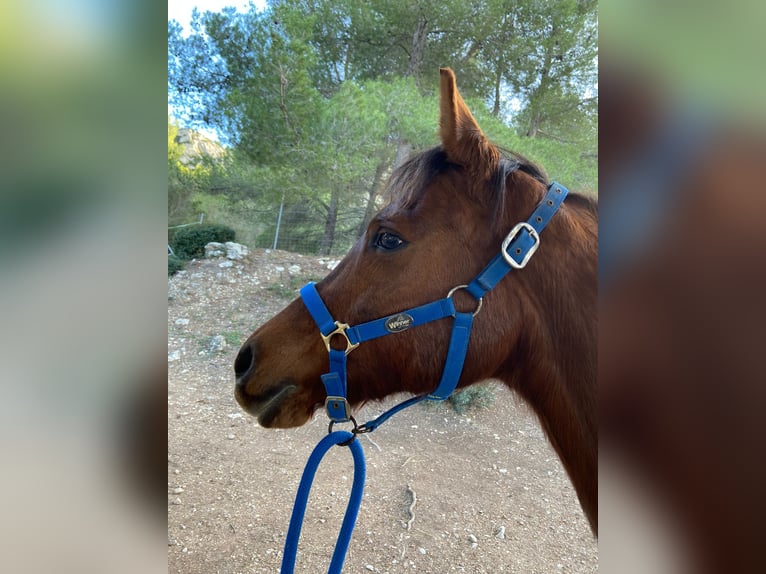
[234,379,312,428]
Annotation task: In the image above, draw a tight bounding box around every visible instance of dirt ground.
[168,249,598,573]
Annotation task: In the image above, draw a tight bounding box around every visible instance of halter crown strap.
[301,181,569,429]
[466,182,568,299]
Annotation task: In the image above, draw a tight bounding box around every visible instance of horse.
[599,60,766,573]
[234,68,598,534]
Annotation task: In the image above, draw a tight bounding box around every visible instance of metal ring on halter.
[446,284,483,317]
[320,321,360,356]
[327,415,359,436]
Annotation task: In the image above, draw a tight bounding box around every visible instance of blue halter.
[300,181,569,434]
[281,181,569,574]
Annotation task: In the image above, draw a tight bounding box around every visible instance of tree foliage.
[168,0,597,254]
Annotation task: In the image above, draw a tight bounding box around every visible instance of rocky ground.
[168,248,598,573]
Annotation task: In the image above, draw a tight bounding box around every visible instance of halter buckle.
[325,397,353,423]
[501,222,540,269]
[321,321,360,355]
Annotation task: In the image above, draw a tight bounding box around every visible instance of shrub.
[168,254,186,276]
[171,224,236,259]
[446,383,496,414]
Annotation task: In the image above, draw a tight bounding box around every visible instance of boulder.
[204,242,226,258]
[224,241,249,260]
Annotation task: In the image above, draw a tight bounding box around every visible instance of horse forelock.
[383,144,554,227]
[383,147,451,210]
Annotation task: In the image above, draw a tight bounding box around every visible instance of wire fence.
[169,203,366,259]
[233,202,367,257]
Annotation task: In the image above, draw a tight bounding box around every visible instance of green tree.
[506,0,598,141]
[168,0,597,256]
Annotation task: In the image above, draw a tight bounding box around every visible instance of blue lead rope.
[281,431,366,574]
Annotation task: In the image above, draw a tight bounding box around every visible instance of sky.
[168,0,266,139]
[168,0,265,33]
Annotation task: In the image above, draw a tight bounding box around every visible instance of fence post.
[273,192,285,250]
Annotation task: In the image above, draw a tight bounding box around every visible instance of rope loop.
[280,431,366,574]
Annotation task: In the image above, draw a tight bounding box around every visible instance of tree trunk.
[406,16,428,78]
[393,141,412,170]
[491,66,502,117]
[525,29,555,138]
[357,157,390,239]
[319,187,339,255]
[526,114,541,138]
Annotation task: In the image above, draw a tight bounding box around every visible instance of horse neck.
[495,202,598,532]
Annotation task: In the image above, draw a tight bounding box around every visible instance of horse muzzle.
[235,337,317,427]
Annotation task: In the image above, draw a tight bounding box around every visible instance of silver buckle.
[501,222,540,269]
[320,321,360,355]
[325,396,352,422]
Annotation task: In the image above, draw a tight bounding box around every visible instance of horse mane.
[384,145,596,226]
[384,147,452,210]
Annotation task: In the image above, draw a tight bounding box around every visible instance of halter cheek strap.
[300,182,569,432]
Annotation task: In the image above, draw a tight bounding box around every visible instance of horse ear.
[439,67,499,175]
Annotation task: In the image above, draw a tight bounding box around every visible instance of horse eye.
[375,231,405,251]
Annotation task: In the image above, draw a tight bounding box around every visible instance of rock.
[365,565,374,572]
[205,242,226,258]
[494,525,506,539]
[172,487,185,494]
[225,241,249,260]
[175,129,191,144]
[467,534,478,544]
[168,350,181,362]
[418,547,426,555]
[175,128,225,166]
[218,260,233,268]
[288,264,301,274]
[175,318,190,326]
[208,335,226,352]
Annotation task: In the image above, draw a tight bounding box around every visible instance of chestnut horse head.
[234,68,598,532]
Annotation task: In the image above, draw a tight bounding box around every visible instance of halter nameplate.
[385,314,414,333]
[301,182,569,429]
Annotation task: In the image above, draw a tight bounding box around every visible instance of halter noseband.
[300,182,568,435]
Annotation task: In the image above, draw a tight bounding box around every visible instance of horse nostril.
[234,342,256,380]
